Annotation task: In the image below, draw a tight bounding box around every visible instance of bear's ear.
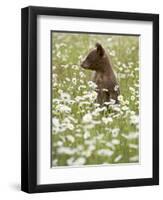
[96,43,105,56]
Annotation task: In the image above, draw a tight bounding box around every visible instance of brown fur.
[81,43,120,105]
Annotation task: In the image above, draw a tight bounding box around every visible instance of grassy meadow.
[51,32,139,167]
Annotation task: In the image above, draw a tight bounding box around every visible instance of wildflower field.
[51,32,139,167]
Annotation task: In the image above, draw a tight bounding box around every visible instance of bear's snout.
[81,60,89,69]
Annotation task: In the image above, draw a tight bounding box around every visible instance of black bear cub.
[81,43,120,105]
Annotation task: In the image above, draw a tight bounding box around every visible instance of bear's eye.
[87,55,91,60]
[87,54,95,62]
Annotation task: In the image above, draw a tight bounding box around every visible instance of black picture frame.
[21,6,159,193]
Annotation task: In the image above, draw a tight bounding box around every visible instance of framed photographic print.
[21,6,159,193]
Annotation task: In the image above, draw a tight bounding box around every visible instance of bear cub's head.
[81,43,106,71]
